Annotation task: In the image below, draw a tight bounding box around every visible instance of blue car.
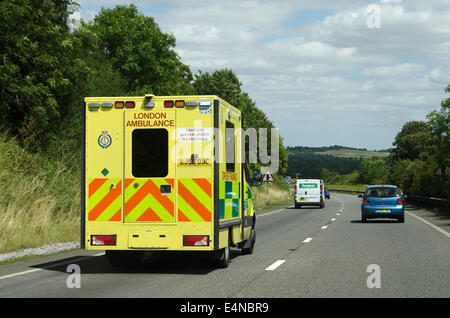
[324,188,330,199]
[359,185,406,223]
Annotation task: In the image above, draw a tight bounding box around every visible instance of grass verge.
[0,132,80,253]
[326,184,366,192]
[253,181,292,212]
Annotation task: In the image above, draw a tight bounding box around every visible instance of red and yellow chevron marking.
[87,178,212,222]
[177,178,212,222]
[124,178,175,222]
[87,178,122,221]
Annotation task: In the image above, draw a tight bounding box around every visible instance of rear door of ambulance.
[123,98,214,250]
[123,105,177,249]
[174,99,214,249]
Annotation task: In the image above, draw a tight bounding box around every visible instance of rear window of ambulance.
[132,129,168,177]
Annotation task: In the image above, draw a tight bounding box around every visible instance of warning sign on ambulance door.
[178,128,212,142]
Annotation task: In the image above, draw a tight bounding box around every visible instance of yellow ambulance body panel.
[81,95,256,266]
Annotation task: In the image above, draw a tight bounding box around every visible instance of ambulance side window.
[132,129,168,177]
[225,121,235,172]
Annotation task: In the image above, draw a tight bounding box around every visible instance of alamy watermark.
[170,125,281,174]
[66,264,81,289]
[366,264,381,288]
[67,3,81,30]
[366,4,381,29]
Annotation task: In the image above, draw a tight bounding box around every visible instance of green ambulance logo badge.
[98,130,112,149]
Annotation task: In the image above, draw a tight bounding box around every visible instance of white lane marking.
[0,269,41,280]
[302,237,313,243]
[331,218,336,221]
[336,213,341,216]
[406,212,450,239]
[265,260,286,271]
[257,209,284,219]
[0,252,105,281]
[321,225,328,229]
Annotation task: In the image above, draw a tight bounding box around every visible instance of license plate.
[299,198,307,201]
[376,209,391,213]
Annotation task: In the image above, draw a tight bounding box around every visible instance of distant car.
[359,185,406,223]
[324,188,330,199]
[294,179,325,209]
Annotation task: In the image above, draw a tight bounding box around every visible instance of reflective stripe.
[219,181,240,220]
[124,178,175,222]
[177,178,212,222]
[88,178,122,221]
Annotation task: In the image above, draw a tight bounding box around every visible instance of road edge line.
[406,211,450,239]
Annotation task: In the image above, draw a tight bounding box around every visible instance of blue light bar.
[199,100,212,108]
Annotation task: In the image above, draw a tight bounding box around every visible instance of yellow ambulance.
[81,94,260,268]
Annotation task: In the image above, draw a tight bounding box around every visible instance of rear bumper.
[295,200,321,207]
[295,197,320,203]
[362,205,404,218]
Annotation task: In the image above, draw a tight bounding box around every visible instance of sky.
[71,0,450,150]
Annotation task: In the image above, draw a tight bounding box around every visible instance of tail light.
[125,101,135,108]
[183,235,210,246]
[164,100,174,108]
[320,184,323,194]
[295,184,297,194]
[397,198,403,204]
[91,235,116,246]
[363,197,369,204]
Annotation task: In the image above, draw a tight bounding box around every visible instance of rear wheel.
[362,216,367,223]
[397,216,405,223]
[217,235,231,268]
[241,227,255,255]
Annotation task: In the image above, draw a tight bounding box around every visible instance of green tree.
[358,158,389,185]
[426,84,450,167]
[84,4,194,96]
[389,120,434,162]
[0,0,89,146]
[386,84,450,198]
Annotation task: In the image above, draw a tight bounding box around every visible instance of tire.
[397,216,405,223]
[320,200,324,209]
[362,216,367,223]
[217,235,231,268]
[241,228,255,255]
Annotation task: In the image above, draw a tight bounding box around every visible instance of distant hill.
[288,145,390,158]
[314,148,390,159]
[286,145,390,178]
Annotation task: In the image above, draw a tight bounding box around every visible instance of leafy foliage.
[84,4,194,96]
[0,3,287,179]
[0,0,89,145]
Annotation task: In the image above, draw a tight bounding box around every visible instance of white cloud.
[79,0,450,149]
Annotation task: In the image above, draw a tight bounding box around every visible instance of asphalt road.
[0,193,449,298]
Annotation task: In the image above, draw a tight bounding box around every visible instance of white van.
[294,179,325,209]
